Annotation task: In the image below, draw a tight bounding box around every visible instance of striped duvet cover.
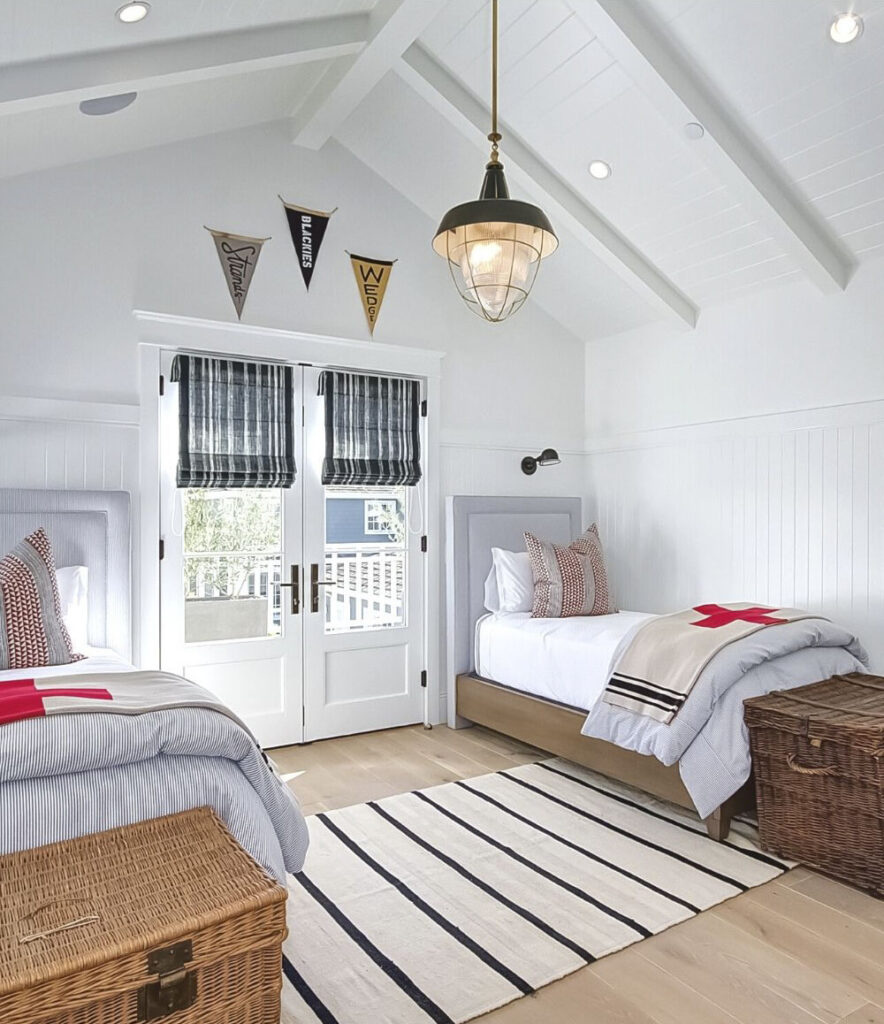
[0,651,310,882]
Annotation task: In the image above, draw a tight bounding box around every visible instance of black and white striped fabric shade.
[319,370,422,487]
[172,355,297,488]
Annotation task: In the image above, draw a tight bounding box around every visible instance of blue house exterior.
[326,497,403,545]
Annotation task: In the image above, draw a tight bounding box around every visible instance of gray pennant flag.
[205,227,270,320]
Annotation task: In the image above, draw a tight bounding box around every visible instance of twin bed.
[446,496,867,839]
[0,488,308,883]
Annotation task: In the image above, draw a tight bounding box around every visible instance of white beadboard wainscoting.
[585,400,884,671]
[0,396,141,658]
[0,397,139,493]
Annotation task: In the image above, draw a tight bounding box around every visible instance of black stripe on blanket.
[499,773,749,892]
[455,781,703,914]
[282,955,340,1024]
[536,764,790,871]
[611,671,687,699]
[316,813,534,996]
[414,790,652,939]
[607,676,686,711]
[292,872,456,1024]
[368,801,596,964]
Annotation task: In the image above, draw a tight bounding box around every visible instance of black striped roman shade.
[318,370,422,486]
[171,354,297,488]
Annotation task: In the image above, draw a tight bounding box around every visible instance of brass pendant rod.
[488,0,502,162]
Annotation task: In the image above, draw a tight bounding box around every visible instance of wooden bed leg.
[704,806,730,842]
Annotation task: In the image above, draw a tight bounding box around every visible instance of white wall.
[0,119,585,451]
[0,120,586,706]
[585,265,884,670]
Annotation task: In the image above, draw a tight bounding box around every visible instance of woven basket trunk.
[745,673,884,896]
[0,808,288,1024]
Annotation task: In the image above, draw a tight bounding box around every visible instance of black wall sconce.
[521,448,561,475]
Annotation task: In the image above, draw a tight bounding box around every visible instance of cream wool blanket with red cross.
[0,669,254,736]
[603,603,820,724]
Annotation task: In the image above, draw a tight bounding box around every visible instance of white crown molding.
[134,309,445,378]
[0,395,139,426]
[584,398,884,454]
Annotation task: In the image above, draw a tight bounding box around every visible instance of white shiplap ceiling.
[1,0,882,341]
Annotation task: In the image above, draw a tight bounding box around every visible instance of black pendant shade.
[432,1,557,323]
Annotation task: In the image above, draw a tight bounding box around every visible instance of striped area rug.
[280,758,789,1024]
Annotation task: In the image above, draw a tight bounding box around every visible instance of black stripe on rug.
[498,773,749,892]
[315,812,534,996]
[291,872,455,1024]
[535,763,789,871]
[414,790,652,939]
[368,800,596,964]
[282,955,340,1024]
[455,780,702,915]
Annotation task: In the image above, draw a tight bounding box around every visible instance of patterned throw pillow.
[0,528,84,670]
[524,525,615,618]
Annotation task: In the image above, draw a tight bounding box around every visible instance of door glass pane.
[182,489,282,643]
[324,488,407,633]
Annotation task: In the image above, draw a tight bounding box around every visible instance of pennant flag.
[280,197,336,290]
[205,227,269,320]
[349,253,396,336]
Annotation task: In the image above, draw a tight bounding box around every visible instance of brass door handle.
[279,564,300,614]
[310,563,336,612]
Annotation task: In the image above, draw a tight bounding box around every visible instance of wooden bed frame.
[456,673,754,840]
[445,496,755,842]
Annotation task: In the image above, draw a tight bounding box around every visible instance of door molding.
[137,311,444,726]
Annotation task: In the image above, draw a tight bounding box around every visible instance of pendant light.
[432,0,558,323]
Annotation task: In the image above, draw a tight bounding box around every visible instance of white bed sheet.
[0,647,134,683]
[475,610,654,711]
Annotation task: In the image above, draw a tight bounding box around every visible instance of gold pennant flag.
[205,227,270,320]
[349,253,395,336]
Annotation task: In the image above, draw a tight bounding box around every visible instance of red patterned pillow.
[0,528,84,670]
[524,524,616,618]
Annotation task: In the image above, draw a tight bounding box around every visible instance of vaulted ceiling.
[2,0,883,342]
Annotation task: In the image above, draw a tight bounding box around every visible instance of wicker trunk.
[744,672,884,896]
[0,807,288,1024]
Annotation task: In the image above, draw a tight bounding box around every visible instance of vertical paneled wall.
[585,402,884,670]
[0,415,138,492]
[0,398,141,657]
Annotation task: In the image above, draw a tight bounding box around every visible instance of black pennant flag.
[280,197,336,290]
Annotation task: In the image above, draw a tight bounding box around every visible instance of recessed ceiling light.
[79,92,138,115]
[116,1,150,23]
[830,12,863,43]
[684,121,705,140]
[588,160,612,179]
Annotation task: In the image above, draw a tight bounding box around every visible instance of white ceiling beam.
[398,44,698,329]
[0,13,369,116]
[572,0,855,293]
[291,0,445,150]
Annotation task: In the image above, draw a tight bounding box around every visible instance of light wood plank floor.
[274,724,884,1024]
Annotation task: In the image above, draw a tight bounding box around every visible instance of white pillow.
[56,565,89,651]
[483,565,502,613]
[491,548,534,613]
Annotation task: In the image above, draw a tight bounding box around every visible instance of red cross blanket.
[0,670,254,738]
[603,603,820,724]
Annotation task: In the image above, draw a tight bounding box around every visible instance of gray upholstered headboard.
[445,495,582,727]
[0,489,131,660]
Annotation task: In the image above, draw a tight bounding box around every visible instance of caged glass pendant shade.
[432,0,557,323]
[432,162,558,322]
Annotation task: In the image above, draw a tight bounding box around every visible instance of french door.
[159,357,426,748]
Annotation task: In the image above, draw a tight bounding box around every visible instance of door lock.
[310,563,336,613]
[279,564,300,614]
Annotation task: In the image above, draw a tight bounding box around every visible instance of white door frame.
[136,310,445,725]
